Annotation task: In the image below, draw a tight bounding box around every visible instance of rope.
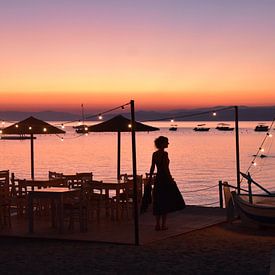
[182,184,217,193]
[198,201,220,206]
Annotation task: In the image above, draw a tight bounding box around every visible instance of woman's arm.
[148,153,156,185]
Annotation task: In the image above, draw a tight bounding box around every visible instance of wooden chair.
[0,170,11,228]
[112,175,143,220]
[87,180,112,222]
[63,189,88,232]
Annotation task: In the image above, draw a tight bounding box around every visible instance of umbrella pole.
[117,131,121,180]
[130,100,139,246]
[30,133,34,180]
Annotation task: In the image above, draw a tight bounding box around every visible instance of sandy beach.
[1,221,275,274]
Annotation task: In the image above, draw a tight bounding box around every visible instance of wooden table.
[28,187,80,233]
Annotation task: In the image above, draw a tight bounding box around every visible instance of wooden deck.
[0,206,226,245]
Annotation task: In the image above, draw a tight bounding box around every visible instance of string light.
[15,124,19,128]
[259,147,264,152]
[0,130,2,134]
[84,127,88,131]
[170,119,174,122]
[252,161,257,166]
[43,128,47,132]
[61,124,65,129]
[85,133,88,136]
[128,124,132,128]
[1,121,5,126]
[61,137,64,141]
[212,112,217,116]
[98,115,103,120]
[267,133,272,137]
[29,126,32,130]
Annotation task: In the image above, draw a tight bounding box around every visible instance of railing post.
[130,99,139,246]
[219,180,223,208]
[248,172,253,204]
[234,106,241,194]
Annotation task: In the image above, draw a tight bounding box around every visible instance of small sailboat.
[254,123,269,132]
[216,123,234,131]
[193,124,210,132]
[169,124,178,131]
[73,104,89,134]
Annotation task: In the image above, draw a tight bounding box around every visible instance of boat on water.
[193,124,210,132]
[73,124,89,134]
[254,123,269,132]
[73,104,89,134]
[215,123,234,131]
[169,124,178,131]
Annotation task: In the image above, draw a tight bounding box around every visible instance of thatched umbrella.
[88,114,159,179]
[1,116,65,179]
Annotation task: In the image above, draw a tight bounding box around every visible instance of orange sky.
[0,1,275,112]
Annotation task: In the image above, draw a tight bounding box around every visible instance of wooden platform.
[0,206,226,245]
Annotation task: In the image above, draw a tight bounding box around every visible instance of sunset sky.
[0,0,275,113]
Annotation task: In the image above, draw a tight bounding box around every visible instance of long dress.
[153,151,185,215]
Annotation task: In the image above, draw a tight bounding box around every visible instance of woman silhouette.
[149,136,185,231]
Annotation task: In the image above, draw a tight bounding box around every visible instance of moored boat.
[254,123,269,132]
[216,123,234,131]
[73,124,89,134]
[193,124,210,132]
[169,124,178,131]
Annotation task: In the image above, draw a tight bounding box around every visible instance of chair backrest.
[123,175,143,202]
[76,172,93,182]
[0,170,10,202]
[49,171,64,180]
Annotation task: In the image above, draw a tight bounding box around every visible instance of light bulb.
[29,126,32,130]
[212,112,217,116]
[128,124,132,128]
[170,119,174,122]
[98,115,103,120]
[43,128,47,132]
[61,124,65,129]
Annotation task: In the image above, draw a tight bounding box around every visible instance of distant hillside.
[0,106,274,122]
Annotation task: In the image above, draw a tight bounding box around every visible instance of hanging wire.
[54,101,131,127]
[181,184,217,193]
[245,118,275,175]
[146,106,234,122]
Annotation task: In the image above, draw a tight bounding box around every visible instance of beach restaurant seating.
[112,174,143,219]
[49,171,93,188]
[0,170,11,228]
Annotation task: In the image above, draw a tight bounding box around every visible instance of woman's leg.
[161,214,168,230]
[155,215,161,230]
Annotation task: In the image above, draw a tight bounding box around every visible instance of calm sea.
[1,121,274,206]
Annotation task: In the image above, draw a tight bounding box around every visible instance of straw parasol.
[1,116,65,179]
[88,114,159,179]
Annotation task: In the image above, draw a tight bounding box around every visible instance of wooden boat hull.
[232,192,275,226]
[193,127,210,132]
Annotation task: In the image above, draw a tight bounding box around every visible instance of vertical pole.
[30,133,34,180]
[219,180,223,208]
[234,106,241,194]
[248,172,253,204]
[130,100,139,246]
[117,131,121,180]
